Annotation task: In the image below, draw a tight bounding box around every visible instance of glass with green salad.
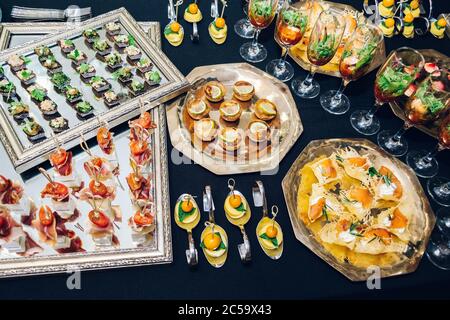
[291,9,346,99]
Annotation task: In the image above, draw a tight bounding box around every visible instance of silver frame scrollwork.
[0,8,189,173]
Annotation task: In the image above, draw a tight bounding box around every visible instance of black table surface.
[0,0,450,299]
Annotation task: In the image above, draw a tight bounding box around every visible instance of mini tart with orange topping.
[194,118,219,142]
[233,80,255,101]
[218,127,242,152]
[184,3,202,23]
[254,99,277,121]
[247,120,271,143]
[219,100,242,122]
[186,98,210,120]
[164,21,184,47]
[430,18,447,39]
[204,81,226,102]
[209,17,228,44]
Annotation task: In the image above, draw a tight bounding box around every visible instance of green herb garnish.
[146,70,161,84]
[260,232,279,247]
[31,88,46,102]
[311,34,336,59]
[376,66,415,97]
[76,101,93,113]
[177,202,196,222]
[200,232,227,250]
[414,79,446,115]
[250,0,273,18]
[282,10,308,32]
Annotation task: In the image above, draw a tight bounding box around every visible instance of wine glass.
[240,0,279,63]
[378,76,449,157]
[427,208,450,270]
[266,0,311,82]
[320,23,383,115]
[406,101,450,179]
[234,0,256,39]
[350,47,425,136]
[291,8,346,99]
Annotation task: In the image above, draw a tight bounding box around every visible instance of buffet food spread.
[0,0,449,281]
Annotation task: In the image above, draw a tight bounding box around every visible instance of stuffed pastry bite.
[247,120,270,143]
[233,80,255,101]
[254,99,277,121]
[219,100,242,122]
[194,118,219,142]
[204,81,226,102]
[186,97,210,120]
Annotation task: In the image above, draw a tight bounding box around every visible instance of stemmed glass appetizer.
[266,0,311,82]
[350,47,425,136]
[377,74,449,157]
[427,116,450,207]
[234,0,256,39]
[252,180,283,259]
[320,23,383,115]
[184,0,202,42]
[174,194,201,266]
[291,8,346,99]
[427,207,450,270]
[406,92,450,177]
[201,185,228,268]
[240,0,279,63]
[223,179,252,262]
[164,0,185,47]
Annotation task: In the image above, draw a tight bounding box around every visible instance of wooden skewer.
[38,167,53,184]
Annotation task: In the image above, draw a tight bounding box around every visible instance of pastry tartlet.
[218,127,242,152]
[187,98,210,120]
[233,80,255,101]
[247,120,270,143]
[209,17,227,44]
[254,99,277,121]
[204,81,226,102]
[219,100,242,122]
[184,3,202,23]
[194,118,218,142]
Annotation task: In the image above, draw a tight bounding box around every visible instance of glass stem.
[252,29,261,47]
[392,122,411,142]
[332,80,348,102]
[365,102,381,121]
[302,69,316,87]
[277,47,289,68]
[438,182,450,196]
[421,144,444,164]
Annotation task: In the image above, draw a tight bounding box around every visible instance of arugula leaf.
[414,79,446,115]
[368,166,380,177]
[259,233,279,247]
[128,34,136,46]
[31,88,46,102]
[250,0,273,18]
[355,42,377,70]
[234,202,247,212]
[376,66,415,97]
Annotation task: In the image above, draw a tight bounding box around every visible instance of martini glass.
[234,0,256,39]
[350,47,425,136]
[320,23,383,115]
[291,8,345,99]
[240,0,279,63]
[266,0,310,82]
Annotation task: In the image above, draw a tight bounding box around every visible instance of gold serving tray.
[0,8,189,174]
[282,0,386,77]
[389,49,450,139]
[282,138,435,281]
[166,63,303,175]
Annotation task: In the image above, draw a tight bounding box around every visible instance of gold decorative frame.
[0,8,189,173]
[282,138,435,281]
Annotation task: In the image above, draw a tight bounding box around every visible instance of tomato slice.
[129,140,148,156]
[41,182,69,199]
[39,205,54,226]
[50,148,68,166]
[88,210,110,228]
[89,180,108,197]
[133,210,154,226]
[137,112,156,129]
